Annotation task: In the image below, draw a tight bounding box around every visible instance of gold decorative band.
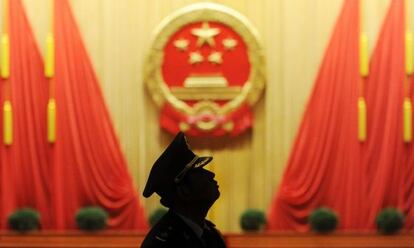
[171,86,241,100]
[184,75,228,87]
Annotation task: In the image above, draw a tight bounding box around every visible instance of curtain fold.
[268,0,414,231]
[0,0,147,230]
[50,0,147,229]
[362,0,407,227]
[0,0,51,229]
[267,0,368,231]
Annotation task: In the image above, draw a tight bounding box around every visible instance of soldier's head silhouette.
[143,132,219,210]
[141,132,225,248]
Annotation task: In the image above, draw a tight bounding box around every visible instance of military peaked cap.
[143,132,212,198]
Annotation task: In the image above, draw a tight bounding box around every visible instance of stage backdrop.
[8,0,410,231]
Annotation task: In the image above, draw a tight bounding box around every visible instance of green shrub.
[149,208,168,227]
[240,209,266,232]
[376,208,404,234]
[8,208,40,233]
[308,207,338,233]
[75,206,108,231]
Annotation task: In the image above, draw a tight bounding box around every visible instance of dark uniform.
[141,132,226,248]
[141,210,226,248]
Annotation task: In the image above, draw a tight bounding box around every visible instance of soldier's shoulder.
[144,226,175,244]
[140,212,182,247]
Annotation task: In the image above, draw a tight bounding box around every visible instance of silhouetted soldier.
[141,132,226,248]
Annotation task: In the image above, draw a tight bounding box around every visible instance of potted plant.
[149,207,168,227]
[308,207,338,233]
[8,208,40,233]
[376,207,404,234]
[239,209,266,232]
[75,206,109,231]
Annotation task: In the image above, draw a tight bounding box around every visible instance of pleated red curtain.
[362,0,407,228]
[268,0,414,231]
[406,72,414,229]
[50,0,148,229]
[267,0,368,231]
[0,0,147,230]
[0,0,51,229]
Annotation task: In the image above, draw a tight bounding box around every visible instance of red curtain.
[0,0,51,229]
[362,0,407,228]
[0,0,147,230]
[267,0,368,231]
[50,0,147,229]
[268,0,414,231]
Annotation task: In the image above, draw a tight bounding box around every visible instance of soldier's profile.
[140,132,226,248]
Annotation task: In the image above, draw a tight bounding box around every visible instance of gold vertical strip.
[358,97,367,141]
[406,0,413,75]
[403,0,412,142]
[46,0,56,143]
[359,0,369,77]
[3,100,12,145]
[403,97,412,142]
[359,33,369,77]
[45,33,55,77]
[1,34,9,78]
[358,0,367,142]
[407,31,413,75]
[47,98,56,143]
[45,0,54,77]
[1,0,9,79]
[406,0,413,76]
[2,0,11,145]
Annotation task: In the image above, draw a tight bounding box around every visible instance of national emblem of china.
[144,3,265,136]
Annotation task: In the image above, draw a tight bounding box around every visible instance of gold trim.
[179,122,190,131]
[171,86,241,100]
[184,75,228,87]
[144,3,265,116]
[222,121,234,132]
[196,119,218,131]
[192,101,221,115]
[194,157,211,167]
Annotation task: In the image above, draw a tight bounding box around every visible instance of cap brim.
[174,156,213,183]
[143,156,213,198]
[193,156,213,168]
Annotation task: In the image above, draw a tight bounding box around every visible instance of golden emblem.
[144,3,265,135]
